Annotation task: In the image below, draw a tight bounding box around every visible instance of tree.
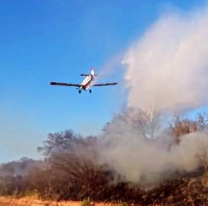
[103,108,160,141]
[195,135,208,188]
[133,108,160,139]
[196,137,208,172]
[37,130,82,158]
[36,129,109,200]
[170,112,208,143]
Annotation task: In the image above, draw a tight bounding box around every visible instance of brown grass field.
[0,197,167,206]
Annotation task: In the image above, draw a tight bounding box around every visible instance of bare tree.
[195,136,208,188]
[133,108,160,139]
[196,137,208,171]
[170,112,208,143]
[36,130,110,200]
[103,108,160,141]
[170,114,198,143]
[37,130,82,158]
[196,112,208,130]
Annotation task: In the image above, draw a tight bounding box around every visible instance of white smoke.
[100,6,208,187]
[123,8,208,111]
[101,109,202,186]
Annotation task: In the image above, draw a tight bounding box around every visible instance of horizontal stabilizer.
[81,74,98,77]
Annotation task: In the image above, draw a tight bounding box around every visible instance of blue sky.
[0,0,207,163]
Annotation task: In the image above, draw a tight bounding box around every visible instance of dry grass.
[0,197,177,206]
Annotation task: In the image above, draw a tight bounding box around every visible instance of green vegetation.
[119,201,128,206]
[81,198,91,206]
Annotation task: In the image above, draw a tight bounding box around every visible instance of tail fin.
[91,68,95,76]
[81,68,97,76]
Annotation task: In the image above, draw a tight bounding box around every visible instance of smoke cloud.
[123,7,208,111]
[101,109,203,187]
[100,6,208,187]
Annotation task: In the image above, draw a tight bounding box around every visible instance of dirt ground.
[0,197,82,206]
[0,197,164,206]
[0,197,125,206]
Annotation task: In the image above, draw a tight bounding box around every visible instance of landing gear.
[79,90,82,94]
[89,90,92,93]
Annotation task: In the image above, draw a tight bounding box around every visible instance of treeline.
[0,109,208,204]
[0,131,137,202]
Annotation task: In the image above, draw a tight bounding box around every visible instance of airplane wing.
[50,82,80,87]
[93,83,118,86]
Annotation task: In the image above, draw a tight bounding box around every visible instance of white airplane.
[50,68,118,93]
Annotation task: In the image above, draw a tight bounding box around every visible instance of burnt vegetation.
[1,110,208,205]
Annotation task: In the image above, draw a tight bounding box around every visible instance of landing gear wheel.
[89,90,92,93]
[79,90,82,94]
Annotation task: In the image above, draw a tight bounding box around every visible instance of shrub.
[81,198,91,206]
[119,201,128,206]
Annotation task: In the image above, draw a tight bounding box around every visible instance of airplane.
[50,68,118,93]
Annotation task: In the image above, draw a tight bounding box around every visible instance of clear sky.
[0,0,207,163]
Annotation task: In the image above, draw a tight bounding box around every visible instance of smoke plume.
[123,7,208,111]
[101,6,208,187]
[101,109,203,187]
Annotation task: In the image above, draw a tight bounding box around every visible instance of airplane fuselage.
[80,75,94,91]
